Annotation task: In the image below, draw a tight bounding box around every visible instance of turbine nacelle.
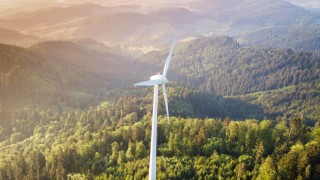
[150,74,167,83]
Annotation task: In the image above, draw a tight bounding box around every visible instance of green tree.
[10,132,24,144]
[117,151,126,164]
[136,141,148,159]
[235,162,246,180]
[256,156,276,180]
[126,141,136,161]
[55,162,66,180]
[110,142,120,164]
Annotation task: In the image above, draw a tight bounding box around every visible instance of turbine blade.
[134,79,161,86]
[162,38,177,76]
[162,84,170,123]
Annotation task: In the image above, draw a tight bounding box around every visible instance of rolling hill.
[0,40,149,133]
[0,35,319,179]
[141,36,320,95]
[138,36,320,121]
[0,27,40,47]
[2,35,319,129]
[0,1,320,179]
[189,0,317,26]
[237,24,320,56]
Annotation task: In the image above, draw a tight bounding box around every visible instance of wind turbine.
[134,39,177,180]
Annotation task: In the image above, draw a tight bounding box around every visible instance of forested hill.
[1,90,319,179]
[237,25,320,56]
[0,36,320,179]
[0,41,150,132]
[141,36,320,96]
[2,36,320,124]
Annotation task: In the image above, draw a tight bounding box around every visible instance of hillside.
[231,82,320,123]
[0,89,319,179]
[0,3,122,30]
[0,28,40,47]
[0,1,320,179]
[189,0,317,26]
[285,0,320,10]
[76,7,207,45]
[0,41,150,140]
[137,36,320,122]
[0,0,318,44]
[0,35,319,179]
[237,25,320,56]
[141,36,320,96]
[2,36,320,130]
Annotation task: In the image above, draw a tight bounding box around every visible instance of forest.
[0,98,319,179]
[237,24,320,56]
[142,36,320,96]
[0,35,320,179]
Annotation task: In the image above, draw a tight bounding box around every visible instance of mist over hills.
[0,40,148,121]
[286,0,320,9]
[189,0,316,25]
[1,36,319,127]
[0,0,319,45]
[0,0,319,122]
[0,27,40,46]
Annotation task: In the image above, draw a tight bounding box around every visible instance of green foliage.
[256,156,276,180]
[233,83,320,122]
[0,35,320,179]
[238,24,320,56]
[0,101,319,179]
[141,36,320,96]
[135,141,148,159]
[0,41,149,141]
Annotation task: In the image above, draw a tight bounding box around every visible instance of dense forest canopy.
[237,25,320,56]
[141,36,320,96]
[0,98,319,179]
[0,35,320,179]
[0,0,320,179]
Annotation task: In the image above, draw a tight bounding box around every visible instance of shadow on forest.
[169,90,264,120]
[218,96,264,120]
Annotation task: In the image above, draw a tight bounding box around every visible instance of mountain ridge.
[0,0,318,45]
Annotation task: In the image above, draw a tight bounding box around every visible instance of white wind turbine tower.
[134,39,177,180]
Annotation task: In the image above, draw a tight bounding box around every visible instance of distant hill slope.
[138,36,320,121]
[76,7,205,44]
[0,41,149,126]
[0,0,318,44]
[140,36,320,96]
[0,28,40,47]
[231,82,320,122]
[237,24,320,56]
[0,3,118,30]
[189,0,317,26]
[1,35,320,142]
[285,0,320,10]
